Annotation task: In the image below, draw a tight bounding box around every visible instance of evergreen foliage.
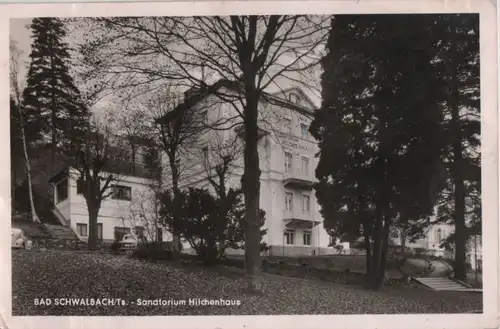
[431,14,480,280]
[311,15,447,289]
[22,18,89,158]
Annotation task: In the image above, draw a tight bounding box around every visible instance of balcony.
[282,169,314,190]
[283,209,321,229]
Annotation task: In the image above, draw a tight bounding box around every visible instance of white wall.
[175,87,332,253]
[55,168,171,242]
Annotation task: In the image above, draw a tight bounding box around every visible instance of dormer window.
[289,92,300,105]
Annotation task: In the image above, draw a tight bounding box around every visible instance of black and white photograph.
[1,1,498,328]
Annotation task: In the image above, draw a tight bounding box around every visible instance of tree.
[10,41,40,223]
[22,18,89,167]
[142,142,164,242]
[431,14,480,281]
[76,15,328,290]
[311,15,445,289]
[64,117,126,250]
[147,91,207,258]
[159,142,267,265]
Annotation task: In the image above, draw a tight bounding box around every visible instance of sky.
[10,18,32,84]
[10,17,323,115]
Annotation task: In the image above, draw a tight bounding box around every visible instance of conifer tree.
[311,15,445,289]
[22,18,89,167]
[432,14,480,280]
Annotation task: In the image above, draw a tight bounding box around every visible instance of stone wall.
[28,238,112,251]
[267,245,337,257]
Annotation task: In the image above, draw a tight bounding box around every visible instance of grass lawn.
[12,250,482,315]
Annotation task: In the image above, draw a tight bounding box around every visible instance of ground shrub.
[160,187,267,266]
[160,241,184,252]
[218,257,245,269]
[131,242,173,261]
[110,240,121,252]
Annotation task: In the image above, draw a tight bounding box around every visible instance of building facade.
[50,167,173,243]
[175,83,336,256]
[393,223,482,270]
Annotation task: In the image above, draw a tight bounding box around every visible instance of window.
[435,228,442,243]
[301,156,309,175]
[300,123,309,138]
[302,195,311,213]
[134,226,144,239]
[289,93,300,105]
[112,185,132,201]
[56,178,68,203]
[76,179,83,194]
[284,152,293,173]
[114,227,130,241]
[284,230,295,245]
[303,231,312,246]
[77,224,87,237]
[157,227,163,242]
[97,223,103,241]
[285,192,293,211]
[283,118,292,134]
[202,146,209,164]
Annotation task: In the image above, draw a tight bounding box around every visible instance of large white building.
[171,81,335,256]
[392,223,482,270]
[44,79,480,264]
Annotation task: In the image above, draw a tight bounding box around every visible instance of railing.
[52,207,70,227]
[283,167,313,183]
[283,209,314,221]
[283,168,313,182]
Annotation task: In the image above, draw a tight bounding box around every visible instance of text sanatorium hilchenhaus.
[33,298,242,307]
[136,298,242,306]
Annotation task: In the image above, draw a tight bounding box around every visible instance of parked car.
[118,234,139,253]
[11,227,28,249]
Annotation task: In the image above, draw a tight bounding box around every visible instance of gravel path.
[12,250,482,315]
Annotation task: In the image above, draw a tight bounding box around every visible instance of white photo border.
[0,1,498,329]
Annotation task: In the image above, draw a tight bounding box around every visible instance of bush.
[131,242,173,261]
[160,241,184,252]
[414,247,426,256]
[218,257,245,269]
[160,187,267,266]
[110,240,121,252]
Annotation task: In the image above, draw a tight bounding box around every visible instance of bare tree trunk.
[88,206,98,250]
[449,36,467,282]
[377,219,391,289]
[48,26,57,169]
[21,122,40,223]
[452,129,467,281]
[363,231,372,285]
[131,142,136,175]
[154,194,159,243]
[15,101,40,223]
[241,94,262,292]
[370,214,383,289]
[400,228,407,254]
[169,154,181,259]
[87,191,102,251]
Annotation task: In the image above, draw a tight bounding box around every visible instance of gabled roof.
[162,78,316,123]
[271,87,319,111]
